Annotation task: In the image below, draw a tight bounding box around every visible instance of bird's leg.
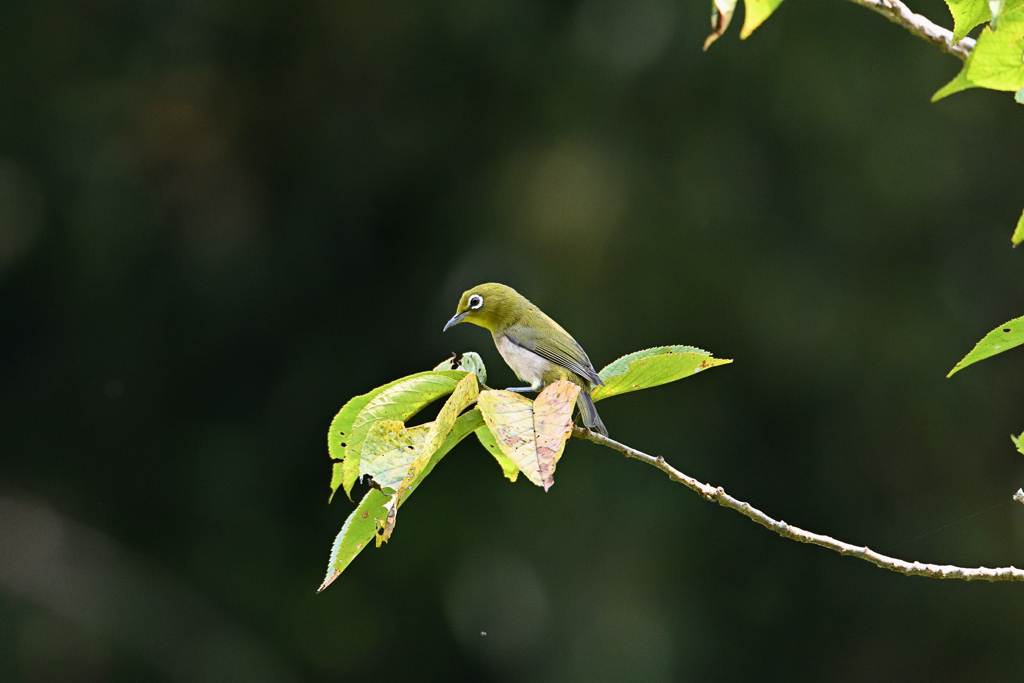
[504,386,535,393]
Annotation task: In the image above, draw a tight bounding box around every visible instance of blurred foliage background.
[1,0,1024,680]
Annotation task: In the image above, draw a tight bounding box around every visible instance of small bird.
[443,283,608,436]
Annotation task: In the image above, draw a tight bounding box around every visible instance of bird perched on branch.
[443,282,608,436]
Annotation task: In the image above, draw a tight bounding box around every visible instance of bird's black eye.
[468,294,483,309]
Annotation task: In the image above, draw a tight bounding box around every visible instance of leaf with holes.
[592,346,732,401]
[319,409,485,592]
[948,315,1024,376]
[332,370,466,500]
[433,351,487,386]
[380,373,479,543]
[478,380,579,491]
[359,421,430,491]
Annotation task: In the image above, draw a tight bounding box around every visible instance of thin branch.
[844,0,975,60]
[572,427,1024,582]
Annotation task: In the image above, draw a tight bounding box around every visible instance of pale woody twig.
[844,0,976,60]
[572,427,1024,582]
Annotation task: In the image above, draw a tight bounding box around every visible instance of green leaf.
[329,462,344,496]
[319,408,484,592]
[592,346,733,401]
[333,370,467,500]
[703,0,738,50]
[945,0,993,42]
[433,351,487,385]
[740,0,785,39]
[947,314,1024,376]
[991,0,1006,27]
[1012,206,1024,245]
[933,51,980,101]
[359,421,430,491]
[477,380,578,491]
[960,6,1024,91]
[380,373,479,542]
[475,426,520,482]
[1016,87,1024,103]
[1012,431,1024,456]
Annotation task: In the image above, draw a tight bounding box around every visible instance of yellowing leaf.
[380,373,479,543]
[704,0,738,51]
[475,426,520,482]
[532,380,580,491]
[319,409,484,592]
[359,421,430,491]
[948,314,1024,376]
[477,380,579,491]
[592,346,732,401]
[334,370,465,500]
[741,0,785,39]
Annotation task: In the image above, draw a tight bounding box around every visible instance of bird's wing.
[505,326,604,387]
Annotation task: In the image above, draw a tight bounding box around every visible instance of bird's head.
[443,283,527,333]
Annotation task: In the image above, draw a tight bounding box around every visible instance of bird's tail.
[577,388,608,436]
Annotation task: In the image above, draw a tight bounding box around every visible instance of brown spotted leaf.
[380,372,479,543]
[319,409,485,592]
[477,380,578,491]
[531,380,580,491]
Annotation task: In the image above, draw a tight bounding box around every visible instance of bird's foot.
[504,386,536,394]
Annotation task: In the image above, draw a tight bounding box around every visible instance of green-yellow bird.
[443,283,608,436]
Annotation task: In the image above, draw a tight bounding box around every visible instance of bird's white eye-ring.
[468,294,483,310]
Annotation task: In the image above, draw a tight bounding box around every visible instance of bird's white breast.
[495,335,552,390]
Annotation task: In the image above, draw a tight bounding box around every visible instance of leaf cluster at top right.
[935,0,1024,101]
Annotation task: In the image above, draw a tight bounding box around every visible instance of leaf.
[591,346,733,401]
[359,421,430,491]
[933,2,1024,101]
[319,409,484,592]
[379,373,479,543]
[704,0,738,51]
[1016,87,1024,103]
[531,380,580,491]
[932,51,979,101]
[962,8,1024,90]
[1012,431,1024,456]
[1013,206,1024,245]
[335,370,466,500]
[991,0,1006,27]
[947,314,1024,376]
[477,380,579,491]
[740,0,785,39]
[329,462,344,495]
[475,426,520,482]
[945,0,993,42]
[433,351,487,385]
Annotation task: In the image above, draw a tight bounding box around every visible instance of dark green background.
[2,0,1023,680]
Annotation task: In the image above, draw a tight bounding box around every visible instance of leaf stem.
[843,0,975,60]
[571,427,1024,582]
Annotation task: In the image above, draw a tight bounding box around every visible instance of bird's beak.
[443,311,468,332]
